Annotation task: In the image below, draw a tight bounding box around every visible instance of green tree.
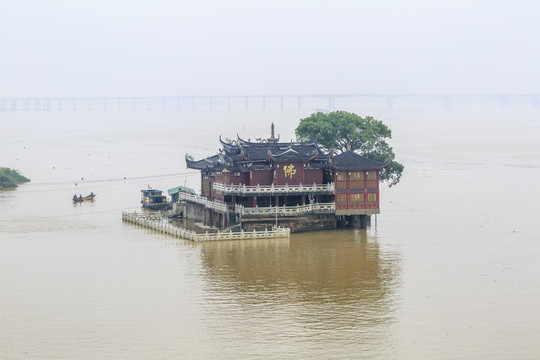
[295,111,404,186]
[0,167,30,189]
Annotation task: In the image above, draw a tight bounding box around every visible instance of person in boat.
[73,194,77,200]
[90,192,94,196]
[79,195,83,199]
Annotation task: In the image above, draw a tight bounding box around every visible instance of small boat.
[72,193,96,202]
[141,189,170,210]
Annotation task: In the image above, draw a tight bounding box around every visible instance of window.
[351,171,363,180]
[350,193,364,203]
[336,193,347,203]
[336,172,347,181]
[367,193,378,202]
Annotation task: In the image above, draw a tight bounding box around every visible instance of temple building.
[184,124,389,232]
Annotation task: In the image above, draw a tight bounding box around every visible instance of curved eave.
[237,135,319,148]
[186,154,222,171]
[219,135,240,154]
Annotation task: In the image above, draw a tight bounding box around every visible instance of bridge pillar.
[443,95,452,108]
[57,99,62,111]
[328,96,335,109]
[385,96,394,111]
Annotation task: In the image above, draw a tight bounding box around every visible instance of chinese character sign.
[283,164,296,179]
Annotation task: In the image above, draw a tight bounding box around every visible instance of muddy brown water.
[1,107,539,359]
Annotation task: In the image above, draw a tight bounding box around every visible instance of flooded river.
[1,106,539,359]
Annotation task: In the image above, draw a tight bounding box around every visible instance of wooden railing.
[176,192,227,213]
[122,212,290,241]
[212,182,335,195]
[235,202,335,217]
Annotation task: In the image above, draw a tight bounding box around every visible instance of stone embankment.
[122,212,290,241]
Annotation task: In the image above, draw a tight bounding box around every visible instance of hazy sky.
[2,0,539,97]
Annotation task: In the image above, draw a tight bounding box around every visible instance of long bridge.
[1,93,539,112]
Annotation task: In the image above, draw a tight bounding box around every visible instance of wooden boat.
[72,193,96,202]
[141,189,170,210]
[83,194,96,201]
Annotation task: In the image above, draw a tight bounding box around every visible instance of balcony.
[235,202,335,217]
[212,182,335,196]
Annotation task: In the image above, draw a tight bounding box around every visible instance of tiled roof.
[188,138,335,173]
[219,136,241,155]
[268,146,318,162]
[331,151,388,170]
[219,153,248,172]
[186,154,222,171]
[240,141,326,162]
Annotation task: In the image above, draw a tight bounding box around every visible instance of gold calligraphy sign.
[283,164,296,179]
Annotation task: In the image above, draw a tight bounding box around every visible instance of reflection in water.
[195,229,401,358]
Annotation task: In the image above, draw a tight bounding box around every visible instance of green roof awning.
[168,185,196,196]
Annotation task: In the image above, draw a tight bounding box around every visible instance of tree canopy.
[295,111,404,187]
[0,167,30,189]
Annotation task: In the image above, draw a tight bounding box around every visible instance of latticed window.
[366,171,377,180]
[336,193,347,203]
[336,172,347,181]
[350,193,364,203]
[367,193,378,202]
[351,171,364,180]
